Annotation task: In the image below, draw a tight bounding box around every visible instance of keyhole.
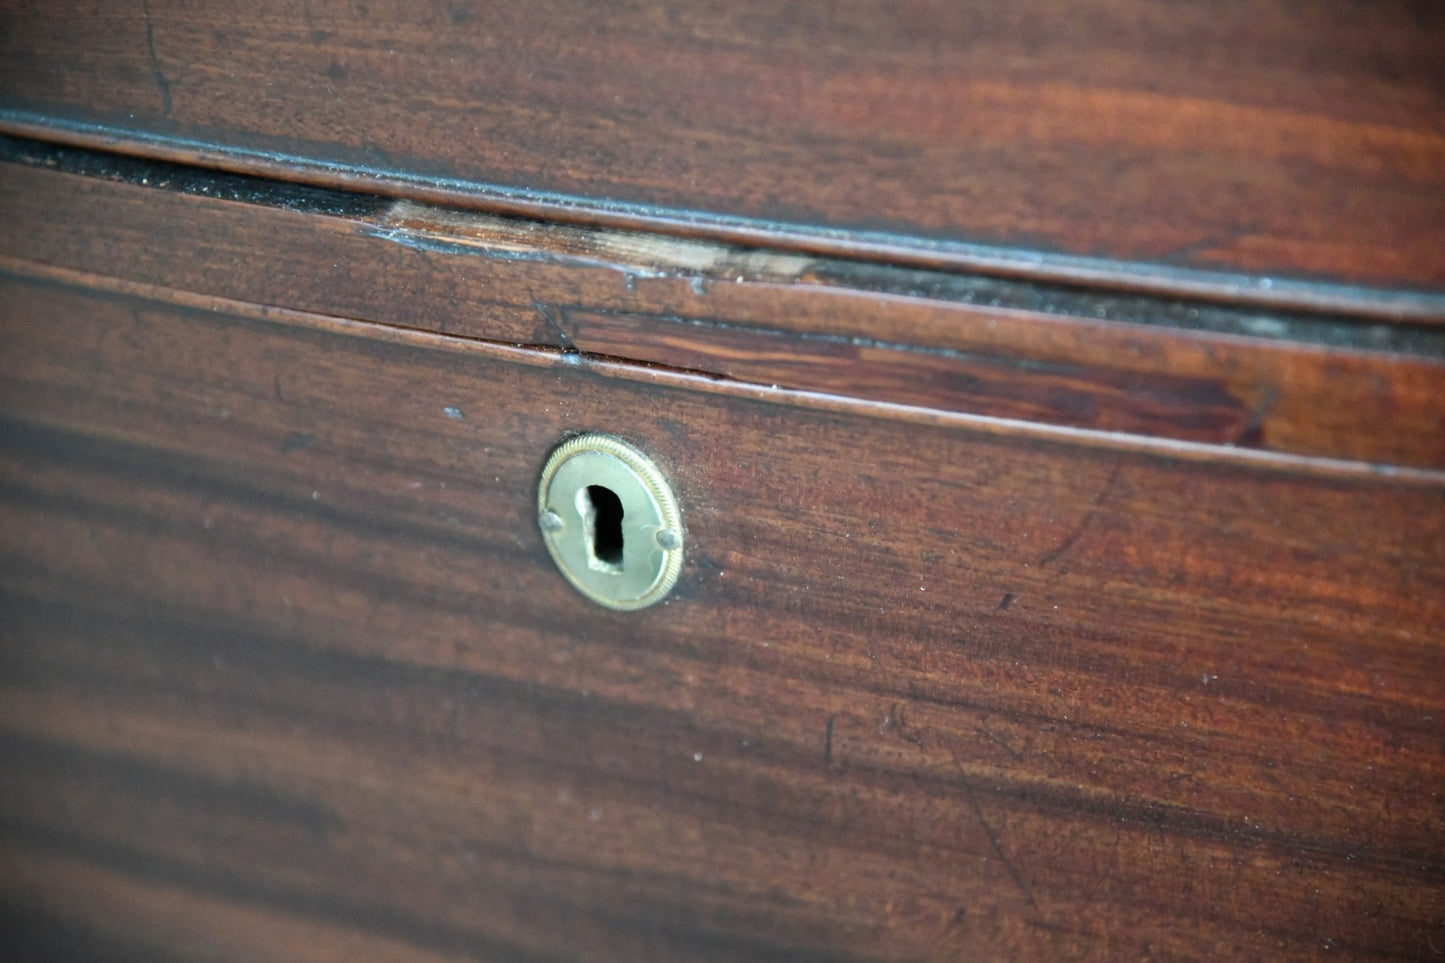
[538,433,682,609]
[578,484,625,573]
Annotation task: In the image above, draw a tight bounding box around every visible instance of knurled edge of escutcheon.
[536,432,684,610]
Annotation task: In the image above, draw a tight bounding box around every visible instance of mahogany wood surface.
[2,5,1444,958]
[2,146,1442,471]
[0,258,1443,959]
[1,0,1444,306]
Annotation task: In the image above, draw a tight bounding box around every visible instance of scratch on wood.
[532,297,580,358]
[824,714,835,764]
[976,725,1024,762]
[1039,458,1124,567]
[141,0,173,118]
[1233,383,1279,447]
[880,702,925,749]
[959,775,1040,913]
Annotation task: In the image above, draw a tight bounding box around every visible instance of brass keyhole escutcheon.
[537,433,683,610]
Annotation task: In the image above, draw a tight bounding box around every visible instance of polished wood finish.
[2,253,1443,958]
[2,148,1442,470]
[3,4,1444,957]
[1,0,1443,306]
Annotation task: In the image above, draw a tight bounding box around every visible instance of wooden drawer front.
[2,264,1441,960]
[3,145,1443,471]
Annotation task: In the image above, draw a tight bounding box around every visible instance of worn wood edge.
[8,134,1441,361]
[5,253,1441,488]
[8,145,1445,468]
[4,112,1442,325]
[372,198,1445,360]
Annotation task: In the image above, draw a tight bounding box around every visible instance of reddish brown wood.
[2,6,1444,952]
[1,0,1443,303]
[1,267,1442,960]
[2,153,1442,470]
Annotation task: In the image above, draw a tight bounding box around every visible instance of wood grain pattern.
[3,4,1443,957]
[2,266,1442,960]
[1,0,1443,306]
[3,146,1443,470]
